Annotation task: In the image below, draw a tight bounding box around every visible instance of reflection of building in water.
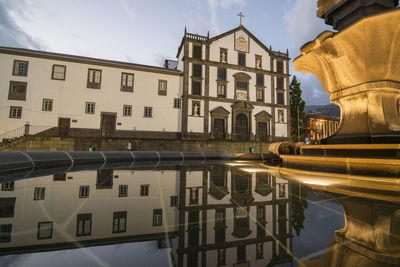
[0,165,292,266]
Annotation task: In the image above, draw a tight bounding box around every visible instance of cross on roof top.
[238,12,244,26]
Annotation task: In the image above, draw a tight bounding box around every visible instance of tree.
[289,76,306,141]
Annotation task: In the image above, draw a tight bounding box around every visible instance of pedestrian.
[127,140,132,151]
[305,137,310,145]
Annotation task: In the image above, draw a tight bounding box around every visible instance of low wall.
[0,135,281,153]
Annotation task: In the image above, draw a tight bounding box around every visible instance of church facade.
[0,24,290,142]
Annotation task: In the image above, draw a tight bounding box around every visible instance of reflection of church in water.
[0,164,292,266]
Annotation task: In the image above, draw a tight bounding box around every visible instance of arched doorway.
[235,113,248,141]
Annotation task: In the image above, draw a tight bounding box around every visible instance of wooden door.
[213,118,225,140]
[58,118,70,136]
[257,122,268,141]
[235,113,248,141]
[101,114,116,137]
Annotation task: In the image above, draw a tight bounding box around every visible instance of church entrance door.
[257,122,268,141]
[58,118,70,136]
[235,113,248,141]
[214,119,225,140]
[100,114,116,137]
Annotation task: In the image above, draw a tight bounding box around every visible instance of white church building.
[0,23,290,142]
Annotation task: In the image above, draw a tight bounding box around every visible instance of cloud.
[207,0,247,34]
[0,0,42,49]
[119,0,136,22]
[285,0,333,105]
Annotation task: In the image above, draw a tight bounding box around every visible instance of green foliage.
[291,182,309,237]
[289,76,306,141]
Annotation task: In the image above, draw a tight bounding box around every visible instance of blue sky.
[0,0,334,105]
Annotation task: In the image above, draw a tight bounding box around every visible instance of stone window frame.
[85,102,95,114]
[191,100,201,117]
[9,106,22,119]
[220,48,228,63]
[123,105,132,117]
[217,67,228,98]
[276,77,284,89]
[256,88,264,102]
[277,60,284,73]
[87,68,102,89]
[37,221,53,240]
[210,106,230,139]
[51,64,66,80]
[13,60,29,76]
[238,52,246,66]
[118,184,128,197]
[140,184,150,196]
[233,72,251,101]
[192,64,202,78]
[217,67,226,81]
[158,80,167,96]
[79,185,90,198]
[170,196,178,207]
[76,213,92,236]
[144,106,153,118]
[42,98,53,112]
[276,89,285,105]
[255,110,272,141]
[191,80,202,96]
[8,81,27,101]
[121,72,134,92]
[193,44,202,59]
[255,55,262,69]
[34,187,45,200]
[1,182,14,191]
[112,211,127,233]
[173,98,181,109]
[153,209,162,226]
[0,224,12,243]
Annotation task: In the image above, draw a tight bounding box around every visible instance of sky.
[0,0,334,105]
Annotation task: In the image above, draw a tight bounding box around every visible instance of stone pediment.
[231,101,254,110]
[210,106,230,115]
[255,110,272,120]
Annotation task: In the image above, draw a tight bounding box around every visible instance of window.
[236,81,248,100]
[217,84,226,98]
[113,211,127,233]
[189,188,199,205]
[153,209,162,226]
[277,61,284,73]
[193,45,202,59]
[34,187,45,200]
[220,48,227,63]
[257,206,265,221]
[170,196,178,207]
[192,101,200,116]
[0,224,12,243]
[13,60,28,76]
[123,105,132,116]
[277,77,284,89]
[256,243,264,259]
[2,182,14,191]
[87,69,102,89]
[173,98,181,109]
[158,80,167,95]
[119,185,128,197]
[256,74,264,86]
[121,73,134,92]
[215,209,225,225]
[85,102,95,114]
[140,184,149,196]
[217,68,226,81]
[42,99,53,111]
[256,89,264,102]
[238,52,246,66]
[217,249,226,266]
[192,81,201,95]
[52,65,66,80]
[277,92,284,105]
[192,64,202,78]
[8,81,27,101]
[79,185,89,198]
[0,198,15,218]
[76,213,92,236]
[144,106,152,118]
[37,222,53,239]
[9,106,22,119]
[279,183,286,198]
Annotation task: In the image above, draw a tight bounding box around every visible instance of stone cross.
[238,12,244,25]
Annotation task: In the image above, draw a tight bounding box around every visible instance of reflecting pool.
[0,161,399,266]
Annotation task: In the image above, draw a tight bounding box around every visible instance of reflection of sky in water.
[1,241,170,267]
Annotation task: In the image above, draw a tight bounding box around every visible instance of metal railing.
[0,124,53,143]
